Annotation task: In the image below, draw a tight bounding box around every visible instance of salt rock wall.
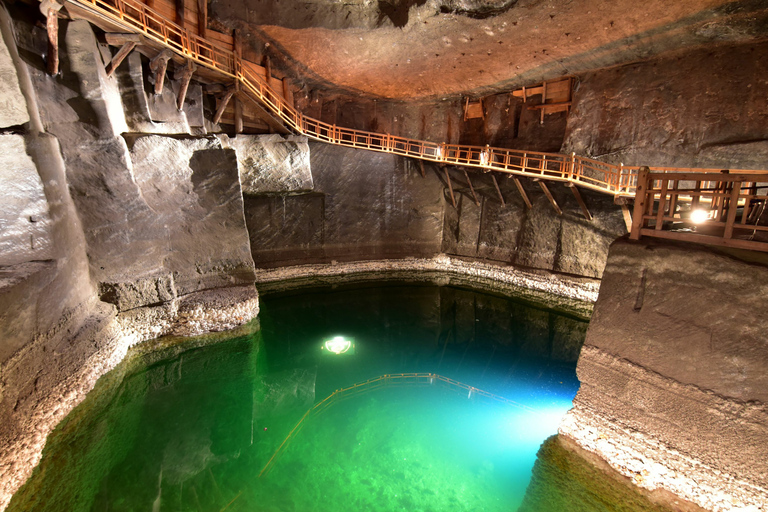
[562,40,768,170]
[560,238,768,512]
[244,140,626,279]
[0,9,258,511]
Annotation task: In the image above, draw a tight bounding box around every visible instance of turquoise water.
[8,282,588,512]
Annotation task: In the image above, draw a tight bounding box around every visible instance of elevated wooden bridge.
[42,0,768,252]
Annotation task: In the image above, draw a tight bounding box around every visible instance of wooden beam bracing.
[104,33,141,45]
[234,95,243,133]
[621,204,633,233]
[213,86,236,125]
[148,49,173,95]
[105,41,138,77]
[510,176,532,209]
[443,166,456,208]
[535,179,562,215]
[463,168,480,206]
[237,91,290,134]
[44,4,61,76]
[566,183,592,221]
[197,0,207,38]
[491,174,505,207]
[418,159,426,178]
[176,59,196,110]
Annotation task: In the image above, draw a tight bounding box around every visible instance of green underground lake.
[8,281,680,512]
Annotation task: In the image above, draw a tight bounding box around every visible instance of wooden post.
[463,168,480,206]
[149,49,173,95]
[197,0,207,38]
[176,0,185,28]
[621,204,633,233]
[176,60,196,110]
[233,29,242,61]
[43,1,63,76]
[234,96,243,133]
[491,174,505,207]
[510,176,532,209]
[213,86,236,124]
[263,55,272,81]
[418,160,426,178]
[654,178,668,231]
[723,181,742,240]
[443,166,456,208]
[629,167,650,240]
[535,179,562,215]
[105,39,139,77]
[566,183,592,221]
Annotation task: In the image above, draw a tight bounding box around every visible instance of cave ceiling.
[209,0,768,100]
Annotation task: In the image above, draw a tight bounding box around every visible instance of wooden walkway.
[46,0,768,251]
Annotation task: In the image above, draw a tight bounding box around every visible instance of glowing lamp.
[322,336,354,355]
[690,209,710,224]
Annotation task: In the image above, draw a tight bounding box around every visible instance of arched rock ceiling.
[210,0,768,100]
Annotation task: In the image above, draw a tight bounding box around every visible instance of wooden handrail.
[64,0,768,201]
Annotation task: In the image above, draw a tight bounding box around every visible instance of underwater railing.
[257,373,535,477]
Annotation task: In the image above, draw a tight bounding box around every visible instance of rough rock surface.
[560,238,768,512]
[562,41,768,170]
[0,19,27,128]
[221,133,313,194]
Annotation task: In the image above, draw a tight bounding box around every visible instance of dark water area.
[9,281,604,512]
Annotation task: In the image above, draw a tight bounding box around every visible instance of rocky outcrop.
[562,41,768,170]
[221,133,313,194]
[559,238,768,512]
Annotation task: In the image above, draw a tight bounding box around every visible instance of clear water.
[8,282,589,512]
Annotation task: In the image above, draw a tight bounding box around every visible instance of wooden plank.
[444,166,456,208]
[175,0,185,28]
[654,178,668,231]
[463,169,480,206]
[105,41,137,77]
[535,179,562,215]
[491,174,505,207]
[511,176,532,208]
[197,0,207,38]
[638,228,768,253]
[105,33,141,45]
[566,183,592,221]
[283,78,294,108]
[629,167,651,240]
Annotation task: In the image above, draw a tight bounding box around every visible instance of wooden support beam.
[148,49,173,95]
[175,0,185,28]
[418,160,426,178]
[510,175,532,209]
[463,168,480,206]
[233,29,242,61]
[491,174,505,207]
[176,60,196,110]
[197,0,208,39]
[263,55,272,81]
[621,204,633,233]
[535,179,562,215]
[44,3,62,76]
[443,166,456,208]
[105,41,138,77]
[566,183,592,221]
[213,86,236,125]
[629,167,650,240]
[234,96,243,133]
[104,33,141,46]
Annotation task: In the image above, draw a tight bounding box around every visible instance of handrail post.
[629,166,650,240]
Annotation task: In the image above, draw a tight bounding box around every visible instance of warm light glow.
[323,336,352,354]
[690,209,710,224]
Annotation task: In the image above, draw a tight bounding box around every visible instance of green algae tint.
[9,282,590,512]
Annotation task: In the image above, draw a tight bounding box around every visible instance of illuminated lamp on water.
[321,336,355,355]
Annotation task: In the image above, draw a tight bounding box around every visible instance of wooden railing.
[65,0,768,250]
[629,168,768,251]
[257,372,533,477]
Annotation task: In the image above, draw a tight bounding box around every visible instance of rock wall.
[559,237,768,512]
[563,40,768,170]
[245,141,627,278]
[0,8,259,511]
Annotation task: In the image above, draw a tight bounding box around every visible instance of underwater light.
[322,336,355,355]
